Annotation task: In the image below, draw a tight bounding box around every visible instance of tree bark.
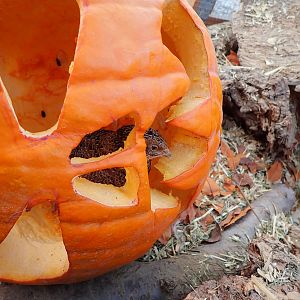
[208,0,300,156]
[221,67,298,156]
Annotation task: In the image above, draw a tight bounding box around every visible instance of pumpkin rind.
[0,0,222,284]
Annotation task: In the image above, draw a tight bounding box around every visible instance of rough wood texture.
[233,0,300,82]
[208,0,300,155]
[208,22,237,63]
[221,67,298,155]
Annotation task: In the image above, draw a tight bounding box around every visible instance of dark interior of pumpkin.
[0,0,80,133]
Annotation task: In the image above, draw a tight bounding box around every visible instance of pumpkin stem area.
[0,0,80,133]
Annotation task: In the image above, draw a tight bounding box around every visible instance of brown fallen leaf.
[284,170,296,188]
[267,160,283,183]
[194,209,215,227]
[213,202,224,214]
[240,157,252,165]
[219,213,234,228]
[223,177,236,193]
[256,160,266,171]
[240,157,258,174]
[179,203,198,222]
[159,225,172,245]
[224,206,251,228]
[221,140,244,170]
[202,177,221,196]
[220,190,234,196]
[221,140,234,160]
[206,224,222,243]
[193,193,203,207]
[187,204,198,222]
[226,50,240,66]
[232,173,254,188]
[237,145,246,154]
[251,276,277,300]
[287,163,300,181]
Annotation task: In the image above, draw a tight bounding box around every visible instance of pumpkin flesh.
[0,0,222,284]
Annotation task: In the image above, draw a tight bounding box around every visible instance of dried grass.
[142,124,272,262]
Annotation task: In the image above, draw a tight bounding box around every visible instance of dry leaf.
[224,206,251,228]
[240,157,258,174]
[213,202,224,214]
[287,164,300,181]
[251,276,277,300]
[232,153,244,170]
[240,157,251,166]
[237,145,246,154]
[220,190,233,196]
[195,209,215,227]
[179,203,198,222]
[284,170,296,188]
[202,178,221,196]
[159,225,172,245]
[221,140,244,170]
[206,224,221,243]
[267,160,283,183]
[219,214,234,228]
[194,193,203,207]
[223,177,236,192]
[187,204,198,222]
[232,173,254,188]
[226,50,240,66]
[221,140,234,160]
[256,160,266,171]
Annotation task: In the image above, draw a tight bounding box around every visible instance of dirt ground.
[184,214,300,300]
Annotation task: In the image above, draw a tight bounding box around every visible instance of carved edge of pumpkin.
[154,0,221,186]
[161,131,220,189]
[168,91,222,138]
[165,0,222,130]
[21,204,179,284]
[0,193,180,285]
[0,82,25,141]
[70,146,150,208]
[55,0,190,136]
[0,202,70,284]
[69,142,180,213]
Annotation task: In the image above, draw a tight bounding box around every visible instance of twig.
[233,179,262,225]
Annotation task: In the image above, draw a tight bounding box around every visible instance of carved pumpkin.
[0,0,222,284]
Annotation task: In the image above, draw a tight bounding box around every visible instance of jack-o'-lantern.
[0,0,222,284]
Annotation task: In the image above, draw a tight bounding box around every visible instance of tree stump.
[221,67,298,156]
[208,0,300,156]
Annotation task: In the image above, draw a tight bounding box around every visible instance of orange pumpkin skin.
[0,0,222,284]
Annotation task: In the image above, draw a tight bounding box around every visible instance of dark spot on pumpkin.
[41,110,46,118]
[56,57,62,66]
